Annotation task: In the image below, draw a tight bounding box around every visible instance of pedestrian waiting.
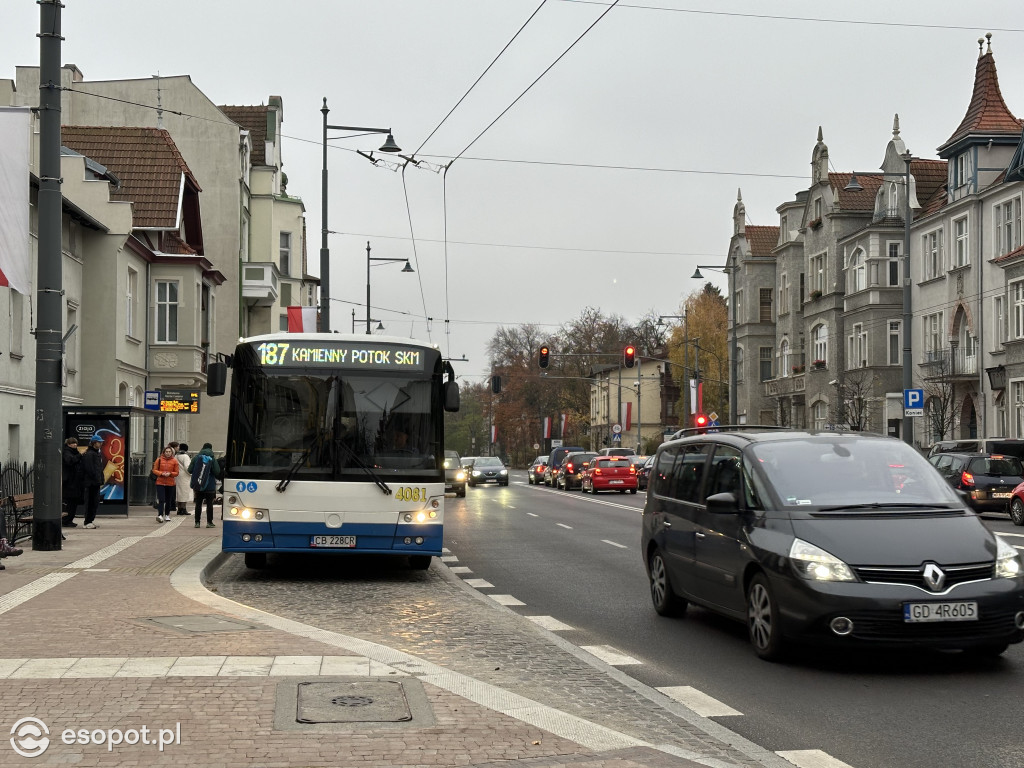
[81,437,106,529]
[61,436,84,528]
[189,442,221,528]
[152,445,179,523]
[174,442,192,515]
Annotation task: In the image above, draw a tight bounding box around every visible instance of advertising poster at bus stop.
[64,410,131,515]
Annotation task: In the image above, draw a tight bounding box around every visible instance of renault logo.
[922,563,946,592]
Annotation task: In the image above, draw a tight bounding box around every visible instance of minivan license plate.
[310,535,356,548]
[903,601,977,623]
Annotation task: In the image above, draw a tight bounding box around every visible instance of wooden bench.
[7,493,34,543]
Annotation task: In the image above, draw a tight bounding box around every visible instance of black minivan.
[543,445,584,487]
[641,429,1024,660]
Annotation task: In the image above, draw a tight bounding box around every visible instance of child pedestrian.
[152,445,179,522]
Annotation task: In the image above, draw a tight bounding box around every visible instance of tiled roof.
[831,172,882,211]
[910,159,948,208]
[921,181,948,216]
[220,105,268,166]
[162,232,197,256]
[941,49,1023,150]
[60,126,201,229]
[745,225,779,257]
[995,244,1024,264]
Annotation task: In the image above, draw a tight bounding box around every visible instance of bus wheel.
[244,552,267,569]
[409,555,432,570]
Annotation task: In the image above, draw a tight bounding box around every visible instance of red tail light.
[593,467,602,475]
[566,463,574,473]
[961,471,975,486]
[629,465,636,475]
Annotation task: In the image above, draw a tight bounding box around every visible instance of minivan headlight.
[789,538,856,582]
[995,536,1022,579]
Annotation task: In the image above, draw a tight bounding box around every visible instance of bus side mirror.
[208,362,227,396]
[444,380,460,412]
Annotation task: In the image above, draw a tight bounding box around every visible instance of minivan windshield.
[749,437,962,508]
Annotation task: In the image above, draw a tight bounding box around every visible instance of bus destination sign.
[253,341,427,372]
[160,389,200,413]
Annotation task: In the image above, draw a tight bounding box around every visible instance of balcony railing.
[921,348,978,376]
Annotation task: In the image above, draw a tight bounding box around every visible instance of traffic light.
[694,413,709,430]
[624,345,636,368]
[491,375,501,394]
[539,346,550,369]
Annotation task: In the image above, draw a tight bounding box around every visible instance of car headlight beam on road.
[789,538,856,582]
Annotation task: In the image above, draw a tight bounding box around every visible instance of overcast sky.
[4,1,1024,382]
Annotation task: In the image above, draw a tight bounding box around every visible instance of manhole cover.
[143,615,261,634]
[297,681,411,723]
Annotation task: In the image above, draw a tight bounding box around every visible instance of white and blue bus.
[206,333,459,569]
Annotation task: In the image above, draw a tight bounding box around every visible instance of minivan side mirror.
[706,491,740,514]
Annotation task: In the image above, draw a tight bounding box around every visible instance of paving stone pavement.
[0,509,791,768]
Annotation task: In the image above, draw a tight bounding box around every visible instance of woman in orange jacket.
[151,445,179,523]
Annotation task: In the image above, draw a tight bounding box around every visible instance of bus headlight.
[415,511,427,522]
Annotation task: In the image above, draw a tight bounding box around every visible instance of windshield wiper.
[816,502,957,512]
[334,438,393,496]
[275,447,311,493]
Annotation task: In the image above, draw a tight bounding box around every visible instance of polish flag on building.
[543,417,552,439]
[620,402,632,432]
[287,306,318,333]
[560,413,567,437]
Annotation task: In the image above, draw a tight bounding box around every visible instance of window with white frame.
[848,323,867,369]
[812,324,827,365]
[809,252,827,293]
[955,153,968,188]
[812,400,828,431]
[780,215,788,242]
[849,248,866,292]
[954,216,969,267]
[66,305,78,374]
[759,288,773,323]
[924,312,944,360]
[11,291,24,356]
[1014,282,1024,340]
[780,339,791,376]
[735,289,743,324]
[887,242,901,286]
[995,197,1022,256]
[886,182,899,217]
[888,321,901,366]
[923,230,943,279]
[155,280,179,343]
[1014,380,1024,437]
[995,294,1007,346]
[280,232,292,276]
[779,273,789,315]
[279,313,289,332]
[126,268,138,338]
[814,198,822,220]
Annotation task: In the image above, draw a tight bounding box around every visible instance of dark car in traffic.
[543,445,584,487]
[528,455,548,485]
[555,451,598,491]
[930,452,1024,514]
[641,429,1024,660]
[443,450,467,497]
[636,454,655,490]
[467,456,509,487]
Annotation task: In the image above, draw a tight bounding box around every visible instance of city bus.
[206,333,459,569]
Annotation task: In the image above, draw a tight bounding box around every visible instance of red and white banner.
[542,417,552,439]
[560,413,567,437]
[0,107,32,294]
[287,306,318,333]
[620,402,632,432]
[490,425,497,444]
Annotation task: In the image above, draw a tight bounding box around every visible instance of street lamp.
[691,259,739,425]
[844,150,914,445]
[365,241,413,334]
[321,98,402,332]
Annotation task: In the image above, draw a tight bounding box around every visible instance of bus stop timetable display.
[160,389,200,413]
[253,342,426,371]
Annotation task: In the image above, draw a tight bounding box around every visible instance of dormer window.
[955,153,968,188]
[814,198,822,220]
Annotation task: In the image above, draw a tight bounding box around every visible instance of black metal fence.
[0,460,34,498]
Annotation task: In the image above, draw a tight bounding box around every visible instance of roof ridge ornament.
[893,113,900,138]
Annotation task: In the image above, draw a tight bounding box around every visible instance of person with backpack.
[189,442,221,529]
[174,443,192,515]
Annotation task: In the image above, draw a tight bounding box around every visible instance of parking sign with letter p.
[904,388,924,417]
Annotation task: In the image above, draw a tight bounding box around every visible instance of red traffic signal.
[624,345,636,368]
[539,346,550,369]
[694,414,709,428]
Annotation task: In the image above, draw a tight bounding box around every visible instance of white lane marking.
[464,578,494,589]
[580,645,642,665]
[442,547,452,553]
[602,540,628,549]
[527,615,574,631]
[776,749,855,768]
[998,532,1024,538]
[530,485,637,511]
[557,523,573,529]
[440,555,459,563]
[527,512,539,517]
[448,566,473,574]
[491,595,526,606]
[656,686,742,717]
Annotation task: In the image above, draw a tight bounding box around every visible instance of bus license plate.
[310,535,356,548]
[903,601,977,623]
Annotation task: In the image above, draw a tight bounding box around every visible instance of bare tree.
[923,355,957,442]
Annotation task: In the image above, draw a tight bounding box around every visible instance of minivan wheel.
[649,549,687,617]
[747,574,786,661]
[1011,498,1024,526]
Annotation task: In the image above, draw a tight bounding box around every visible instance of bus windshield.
[225,344,442,483]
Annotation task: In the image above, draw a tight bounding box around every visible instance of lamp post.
[691,258,739,425]
[320,99,401,332]
[844,151,914,445]
[365,241,413,335]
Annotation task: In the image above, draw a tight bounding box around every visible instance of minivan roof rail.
[670,424,791,439]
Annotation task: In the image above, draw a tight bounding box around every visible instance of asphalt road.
[444,473,1024,768]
